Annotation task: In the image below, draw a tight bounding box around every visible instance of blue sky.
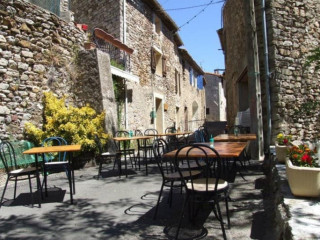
[157,0,225,73]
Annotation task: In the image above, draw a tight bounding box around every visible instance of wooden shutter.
[162,56,167,77]
[151,48,156,73]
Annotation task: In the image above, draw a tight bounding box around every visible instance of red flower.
[283,139,288,145]
[301,154,312,165]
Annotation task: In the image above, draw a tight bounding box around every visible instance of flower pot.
[286,158,320,197]
[275,144,288,163]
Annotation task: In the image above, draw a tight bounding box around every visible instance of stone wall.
[71,0,122,40]
[71,0,206,132]
[0,0,87,140]
[265,0,320,141]
[222,0,248,127]
[204,72,226,121]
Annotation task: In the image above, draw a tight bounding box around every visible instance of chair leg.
[225,194,231,229]
[168,181,174,207]
[14,176,17,199]
[215,200,227,240]
[0,177,9,207]
[153,182,165,220]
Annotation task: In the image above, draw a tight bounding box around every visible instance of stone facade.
[71,0,206,133]
[222,0,320,155]
[204,72,226,122]
[0,0,88,140]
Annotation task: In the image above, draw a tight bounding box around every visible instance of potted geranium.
[286,144,320,197]
[275,133,292,163]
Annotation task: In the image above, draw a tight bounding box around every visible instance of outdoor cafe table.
[214,133,257,142]
[163,141,248,181]
[113,136,153,176]
[147,131,192,147]
[23,144,81,206]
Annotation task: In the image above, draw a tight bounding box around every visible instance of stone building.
[204,72,226,122]
[220,0,320,159]
[0,0,205,141]
[70,0,206,133]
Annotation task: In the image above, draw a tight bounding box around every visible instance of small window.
[206,108,210,115]
[151,47,163,76]
[154,14,161,34]
[175,70,181,95]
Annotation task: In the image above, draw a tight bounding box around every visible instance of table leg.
[144,138,148,176]
[35,154,42,208]
[68,152,74,204]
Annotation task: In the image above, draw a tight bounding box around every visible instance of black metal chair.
[134,130,153,172]
[152,138,202,219]
[0,141,41,208]
[174,143,231,240]
[94,135,121,179]
[42,137,74,199]
[114,131,136,177]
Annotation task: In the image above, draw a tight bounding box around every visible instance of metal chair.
[135,130,153,172]
[41,137,74,200]
[152,138,201,219]
[114,131,136,177]
[94,135,121,179]
[0,141,41,208]
[174,143,231,240]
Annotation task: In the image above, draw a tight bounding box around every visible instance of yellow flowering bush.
[24,92,108,152]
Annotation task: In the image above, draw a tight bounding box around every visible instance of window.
[206,108,210,115]
[151,47,163,76]
[154,14,161,34]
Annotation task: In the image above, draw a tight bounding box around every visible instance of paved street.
[0,160,269,239]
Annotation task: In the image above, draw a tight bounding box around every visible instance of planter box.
[275,143,288,163]
[286,159,320,197]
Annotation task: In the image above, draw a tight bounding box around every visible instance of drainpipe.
[261,0,271,155]
[123,0,128,129]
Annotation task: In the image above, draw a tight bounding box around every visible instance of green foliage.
[110,59,125,70]
[294,100,320,117]
[305,47,320,71]
[113,75,125,128]
[24,92,108,152]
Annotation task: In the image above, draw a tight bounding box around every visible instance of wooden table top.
[113,136,153,141]
[23,145,82,154]
[214,134,257,142]
[163,142,248,158]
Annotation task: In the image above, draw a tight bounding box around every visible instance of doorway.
[155,97,163,133]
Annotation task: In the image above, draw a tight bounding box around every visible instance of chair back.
[198,126,209,142]
[0,141,18,174]
[152,138,173,177]
[134,129,143,136]
[42,137,67,162]
[94,135,104,155]
[194,130,205,143]
[144,129,158,136]
[115,131,130,151]
[174,144,224,194]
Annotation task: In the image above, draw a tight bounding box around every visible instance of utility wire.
[165,1,223,11]
[178,0,224,31]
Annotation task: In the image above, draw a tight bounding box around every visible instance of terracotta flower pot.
[286,158,320,197]
[275,143,288,163]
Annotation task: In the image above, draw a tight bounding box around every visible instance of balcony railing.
[93,28,134,72]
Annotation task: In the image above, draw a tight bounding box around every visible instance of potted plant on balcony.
[275,133,292,163]
[286,144,320,197]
